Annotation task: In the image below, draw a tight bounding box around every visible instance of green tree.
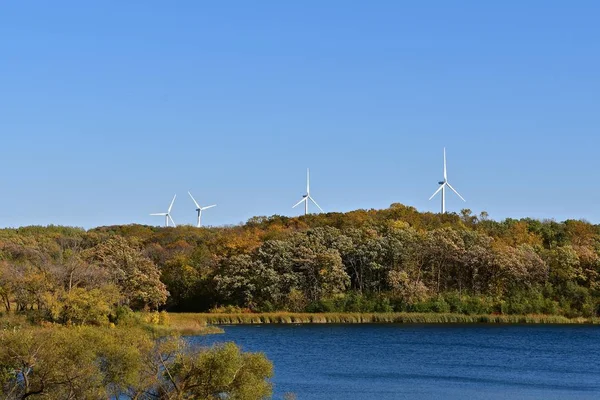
[163,342,273,400]
[86,237,168,310]
[547,245,583,285]
[0,327,273,400]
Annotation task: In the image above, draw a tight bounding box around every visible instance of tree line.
[1,204,599,320]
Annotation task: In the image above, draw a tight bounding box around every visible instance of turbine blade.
[308,195,324,213]
[150,213,168,216]
[168,194,177,213]
[292,198,306,208]
[201,204,217,210]
[446,182,466,202]
[188,191,201,209]
[443,148,447,181]
[168,214,176,227]
[429,184,444,201]
[306,168,310,194]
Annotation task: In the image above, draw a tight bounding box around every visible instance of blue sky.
[1,1,599,228]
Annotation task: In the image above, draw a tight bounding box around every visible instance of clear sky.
[1,1,599,228]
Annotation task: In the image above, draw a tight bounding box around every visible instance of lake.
[188,324,600,399]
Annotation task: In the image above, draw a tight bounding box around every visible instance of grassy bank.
[0,312,226,336]
[169,312,600,326]
[137,312,224,336]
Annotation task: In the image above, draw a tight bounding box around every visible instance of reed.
[169,312,600,326]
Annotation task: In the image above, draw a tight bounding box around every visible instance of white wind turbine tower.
[429,148,466,213]
[150,194,177,227]
[293,168,324,215]
[188,191,216,228]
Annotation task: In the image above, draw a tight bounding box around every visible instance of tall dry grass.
[169,312,600,326]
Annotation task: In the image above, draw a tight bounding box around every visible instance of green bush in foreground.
[0,326,273,400]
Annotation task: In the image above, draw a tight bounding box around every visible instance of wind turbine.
[429,148,466,213]
[293,168,324,215]
[188,191,216,228]
[150,194,177,227]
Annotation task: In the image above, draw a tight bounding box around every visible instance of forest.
[2,203,600,397]
[1,203,599,320]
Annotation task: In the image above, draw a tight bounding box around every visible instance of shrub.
[412,296,451,313]
[110,305,139,326]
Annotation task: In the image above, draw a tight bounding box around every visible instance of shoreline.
[168,312,600,327]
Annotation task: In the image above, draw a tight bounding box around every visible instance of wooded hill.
[1,203,599,323]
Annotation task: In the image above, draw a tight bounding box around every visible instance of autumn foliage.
[1,204,599,320]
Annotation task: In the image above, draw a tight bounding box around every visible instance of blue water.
[188,324,600,399]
